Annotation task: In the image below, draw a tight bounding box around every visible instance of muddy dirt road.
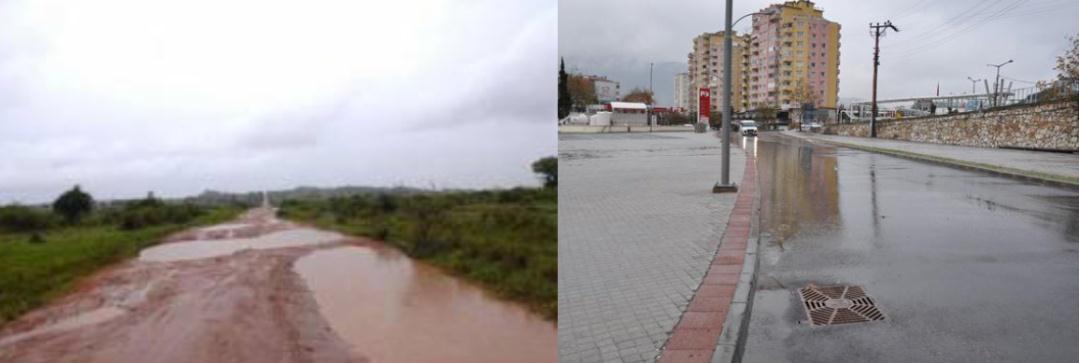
[0,207,556,363]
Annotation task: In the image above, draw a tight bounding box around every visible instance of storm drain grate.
[799,285,885,326]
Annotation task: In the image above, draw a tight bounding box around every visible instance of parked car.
[801,122,823,132]
[740,120,758,136]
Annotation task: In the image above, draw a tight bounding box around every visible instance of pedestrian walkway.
[785,131,1079,186]
[558,132,745,363]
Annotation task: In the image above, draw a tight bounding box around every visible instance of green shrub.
[0,206,57,232]
[52,185,94,223]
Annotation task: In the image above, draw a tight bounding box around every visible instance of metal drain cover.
[799,285,885,326]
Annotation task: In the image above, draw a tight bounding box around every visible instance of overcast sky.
[560,0,1079,106]
[0,0,556,203]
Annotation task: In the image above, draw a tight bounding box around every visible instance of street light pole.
[713,5,774,193]
[987,59,1013,107]
[967,76,982,95]
[714,0,736,193]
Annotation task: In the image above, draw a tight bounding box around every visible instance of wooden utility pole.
[870,21,898,138]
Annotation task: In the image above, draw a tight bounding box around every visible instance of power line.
[886,0,1029,60]
[886,0,1022,54]
[892,0,936,21]
[887,0,1007,48]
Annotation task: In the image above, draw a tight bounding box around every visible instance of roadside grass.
[278,187,557,319]
[0,207,240,324]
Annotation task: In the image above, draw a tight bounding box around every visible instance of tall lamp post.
[714,3,773,193]
[966,76,983,95]
[987,59,1013,107]
[650,62,655,131]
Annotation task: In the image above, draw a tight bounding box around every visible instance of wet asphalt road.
[742,133,1079,363]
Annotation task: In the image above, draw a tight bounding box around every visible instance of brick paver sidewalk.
[558,132,745,363]
[658,149,757,363]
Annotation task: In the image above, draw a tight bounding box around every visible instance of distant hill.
[183,185,432,206]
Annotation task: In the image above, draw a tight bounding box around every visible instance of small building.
[593,78,621,103]
[608,102,649,125]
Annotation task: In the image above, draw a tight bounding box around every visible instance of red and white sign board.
[698,88,710,124]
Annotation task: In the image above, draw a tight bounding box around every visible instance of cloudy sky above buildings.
[560,0,1079,106]
[0,0,556,203]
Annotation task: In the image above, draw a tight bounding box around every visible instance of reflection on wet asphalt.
[743,133,1079,363]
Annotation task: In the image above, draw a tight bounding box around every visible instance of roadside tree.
[567,74,597,111]
[558,58,572,119]
[531,157,557,188]
[1055,33,1079,110]
[52,185,94,223]
[622,88,654,104]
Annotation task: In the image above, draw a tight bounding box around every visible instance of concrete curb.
[710,158,761,363]
[655,147,759,363]
[785,132,1079,189]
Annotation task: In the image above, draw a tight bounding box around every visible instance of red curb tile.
[705,273,740,283]
[687,296,733,312]
[723,232,747,239]
[665,328,722,350]
[699,272,742,287]
[678,311,728,329]
[714,255,744,265]
[695,283,736,298]
[717,247,744,255]
[709,264,743,274]
[721,237,747,245]
[716,253,743,261]
[720,243,747,251]
[658,349,715,363]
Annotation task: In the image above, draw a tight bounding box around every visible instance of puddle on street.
[294,245,556,363]
[139,228,343,262]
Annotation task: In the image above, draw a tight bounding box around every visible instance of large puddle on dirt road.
[139,228,342,262]
[294,245,557,363]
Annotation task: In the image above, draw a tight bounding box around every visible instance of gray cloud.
[560,0,1079,105]
[0,0,556,204]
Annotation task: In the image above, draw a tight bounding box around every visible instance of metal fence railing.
[838,79,1079,123]
[994,79,1079,108]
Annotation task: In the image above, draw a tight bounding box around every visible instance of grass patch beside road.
[278,188,557,319]
[0,206,241,324]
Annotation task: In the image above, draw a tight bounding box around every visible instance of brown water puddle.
[294,245,557,363]
[139,228,344,262]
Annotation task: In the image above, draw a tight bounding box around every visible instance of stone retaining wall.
[823,101,1079,151]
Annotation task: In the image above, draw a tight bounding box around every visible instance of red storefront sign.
[698,88,710,123]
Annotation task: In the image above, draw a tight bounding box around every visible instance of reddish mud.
[0,207,555,363]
